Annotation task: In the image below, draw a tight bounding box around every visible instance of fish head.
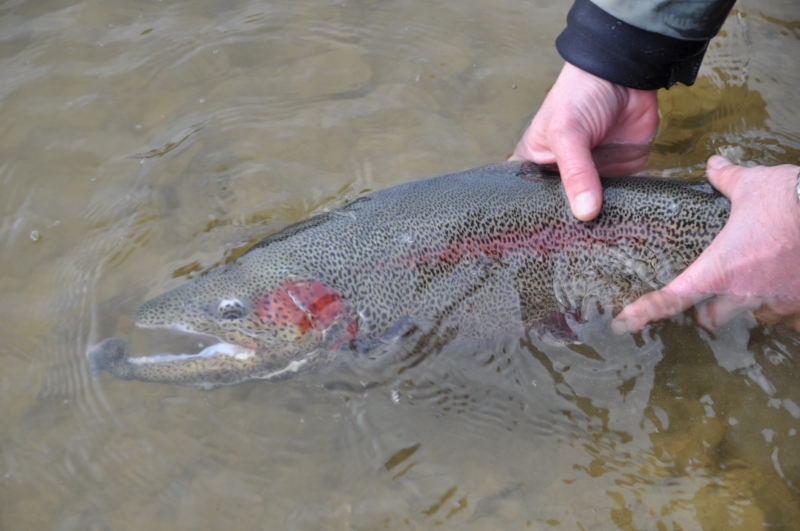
[132,253,357,355]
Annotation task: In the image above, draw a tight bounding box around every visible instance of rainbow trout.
[89,162,730,389]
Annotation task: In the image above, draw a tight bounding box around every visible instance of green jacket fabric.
[556,0,737,89]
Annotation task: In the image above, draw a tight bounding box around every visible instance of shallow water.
[1,0,799,529]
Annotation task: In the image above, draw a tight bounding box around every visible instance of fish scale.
[88,161,730,389]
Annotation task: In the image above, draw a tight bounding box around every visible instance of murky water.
[1,0,799,529]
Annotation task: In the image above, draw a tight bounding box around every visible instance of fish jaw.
[87,337,328,389]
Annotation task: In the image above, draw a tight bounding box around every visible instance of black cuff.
[555,0,710,90]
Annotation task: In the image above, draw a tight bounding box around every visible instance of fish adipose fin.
[354,316,419,355]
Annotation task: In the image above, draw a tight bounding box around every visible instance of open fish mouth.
[125,341,257,364]
[86,336,317,390]
[88,339,255,375]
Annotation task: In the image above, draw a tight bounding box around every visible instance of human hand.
[614,156,800,332]
[510,62,659,221]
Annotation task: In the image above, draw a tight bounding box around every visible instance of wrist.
[555,0,710,90]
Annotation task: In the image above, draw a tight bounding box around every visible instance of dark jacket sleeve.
[555,0,737,90]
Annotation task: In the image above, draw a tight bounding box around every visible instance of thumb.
[706,156,741,198]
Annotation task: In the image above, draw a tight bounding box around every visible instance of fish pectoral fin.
[536,311,584,346]
[353,316,419,355]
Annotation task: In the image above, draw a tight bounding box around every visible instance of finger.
[695,295,759,328]
[753,296,800,323]
[591,143,651,177]
[613,231,729,333]
[508,148,527,162]
[510,115,558,164]
[754,306,783,325]
[509,136,557,164]
[549,131,603,221]
[612,289,712,333]
[786,314,800,333]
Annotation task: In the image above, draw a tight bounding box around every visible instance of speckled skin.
[89,162,730,389]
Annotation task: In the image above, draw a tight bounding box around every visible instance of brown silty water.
[0,0,799,530]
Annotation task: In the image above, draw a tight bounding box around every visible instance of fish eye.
[218,298,246,320]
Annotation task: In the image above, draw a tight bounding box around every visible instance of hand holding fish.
[510,62,659,221]
[614,157,800,331]
[513,59,800,331]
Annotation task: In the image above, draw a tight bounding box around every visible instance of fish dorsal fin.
[516,162,562,183]
[246,197,373,254]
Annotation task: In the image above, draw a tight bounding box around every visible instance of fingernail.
[611,318,634,335]
[574,191,598,219]
[707,156,732,170]
[610,319,627,335]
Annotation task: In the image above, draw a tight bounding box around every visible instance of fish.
[88,161,730,389]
